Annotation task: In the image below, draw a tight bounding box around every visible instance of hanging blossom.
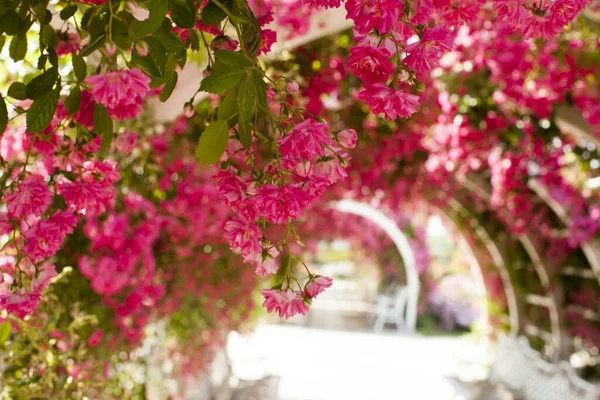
[358,84,420,120]
[85,69,151,120]
[493,0,592,39]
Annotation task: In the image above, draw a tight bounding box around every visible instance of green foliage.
[171,0,196,28]
[0,94,7,134]
[196,120,230,164]
[65,86,82,115]
[26,89,59,133]
[93,104,113,159]
[218,88,239,123]
[0,322,11,345]
[200,66,246,94]
[160,71,179,102]
[25,66,58,100]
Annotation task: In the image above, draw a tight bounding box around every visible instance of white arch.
[332,199,420,331]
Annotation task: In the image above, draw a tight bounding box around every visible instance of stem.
[211,0,249,57]
[108,0,114,43]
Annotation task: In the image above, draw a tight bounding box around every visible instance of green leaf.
[0,322,11,345]
[196,120,229,164]
[7,81,27,100]
[131,37,165,78]
[26,67,58,100]
[60,5,78,20]
[252,69,267,109]
[9,34,27,61]
[26,89,59,133]
[37,54,47,70]
[2,11,24,36]
[131,0,168,40]
[72,55,87,81]
[81,7,96,29]
[214,49,253,69]
[159,71,178,102]
[151,31,183,53]
[200,2,228,26]
[0,35,6,52]
[41,25,58,48]
[218,88,238,122]
[93,104,113,159]
[110,18,132,50]
[237,115,251,149]
[237,70,261,121]
[65,86,82,115]
[171,1,196,28]
[199,66,245,94]
[47,47,58,66]
[0,95,8,134]
[79,33,105,57]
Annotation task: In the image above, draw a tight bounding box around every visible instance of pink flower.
[85,69,151,120]
[494,0,589,39]
[404,27,454,74]
[3,175,53,218]
[126,2,150,21]
[261,289,309,318]
[211,36,239,51]
[88,330,103,347]
[57,177,115,216]
[348,46,394,84]
[31,264,56,292]
[338,129,357,148]
[0,213,12,235]
[261,289,282,314]
[253,247,280,276]
[56,32,81,56]
[358,84,420,120]
[79,256,130,296]
[345,0,402,34]
[216,171,249,210]
[279,119,332,162]
[305,276,333,298]
[259,29,277,55]
[73,90,95,128]
[303,0,342,9]
[135,41,149,56]
[253,184,309,224]
[313,157,348,184]
[255,257,279,276]
[224,214,262,260]
[0,291,41,318]
[23,211,77,263]
[278,289,309,318]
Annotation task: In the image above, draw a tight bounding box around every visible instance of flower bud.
[127,2,150,21]
[338,129,357,149]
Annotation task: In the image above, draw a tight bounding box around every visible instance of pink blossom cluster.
[0,128,120,319]
[261,275,332,318]
[217,117,354,286]
[79,193,164,342]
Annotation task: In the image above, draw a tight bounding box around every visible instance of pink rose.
[338,129,357,149]
[305,276,333,298]
[348,46,394,84]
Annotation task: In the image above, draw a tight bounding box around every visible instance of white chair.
[490,335,600,400]
[489,336,537,393]
[523,358,599,400]
[373,285,409,332]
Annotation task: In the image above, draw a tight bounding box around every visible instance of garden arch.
[332,199,420,331]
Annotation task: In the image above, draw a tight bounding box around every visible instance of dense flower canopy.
[0,0,599,396]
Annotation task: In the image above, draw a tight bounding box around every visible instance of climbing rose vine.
[0,0,598,395]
